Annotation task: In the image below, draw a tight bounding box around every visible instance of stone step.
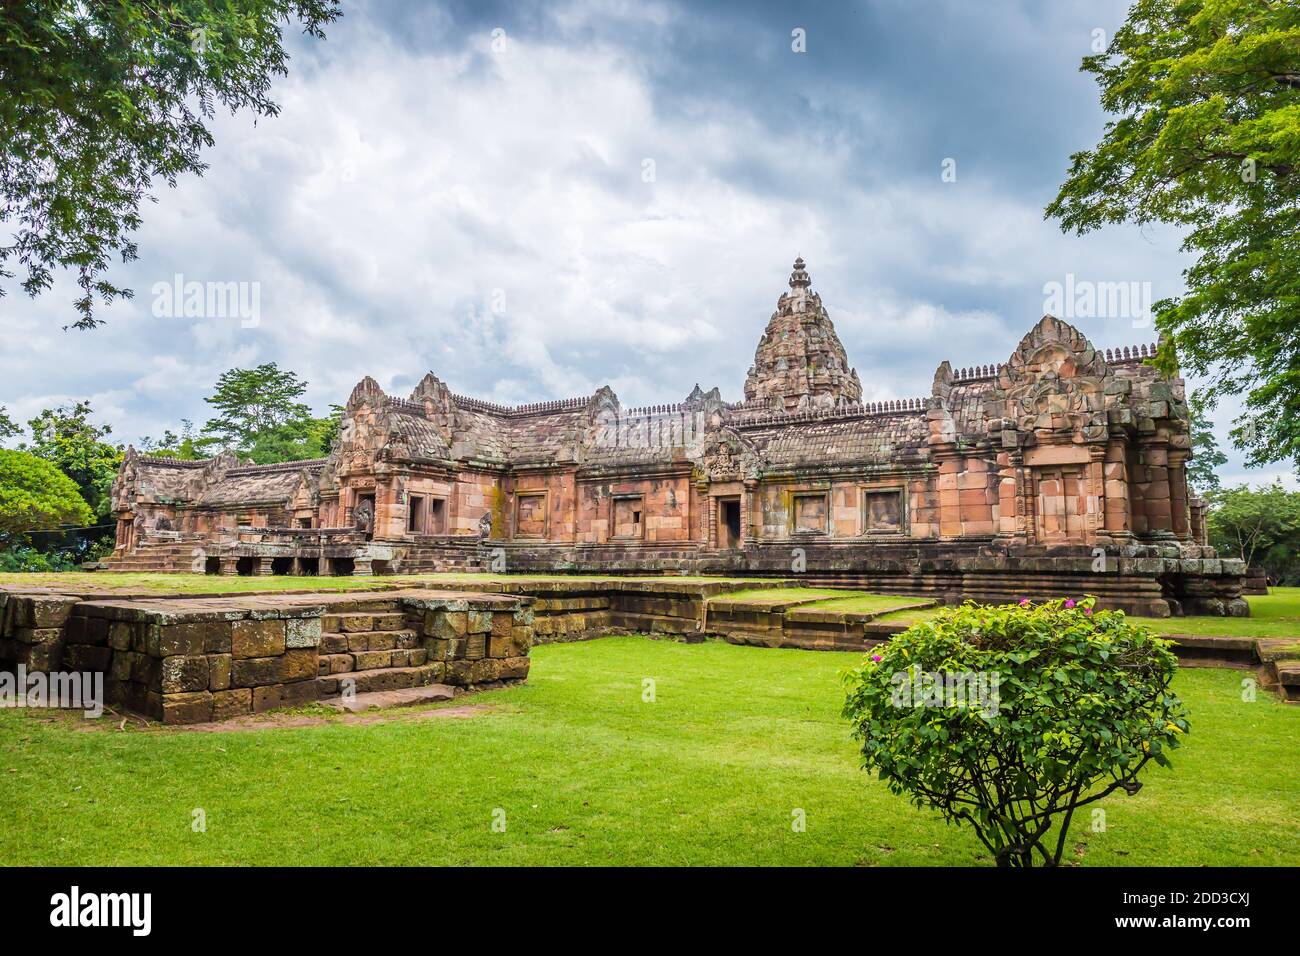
[316,663,444,696]
[317,647,428,674]
[320,611,408,633]
[319,683,456,714]
[318,628,421,654]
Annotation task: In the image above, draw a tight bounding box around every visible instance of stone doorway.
[719,497,742,549]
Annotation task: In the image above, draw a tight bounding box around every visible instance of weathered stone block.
[367,631,396,652]
[108,622,133,651]
[231,619,285,659]
[499,656,530,680]
[352,650,391,670]
[209,654,232,691]
[471,658,501,683]
[252,681,319,713]
[467,610,493,634]
[149,622,208,658]
[285,617,322,649]
[429,610,468,640]
[161,691,213,725]
[30,597,77,629]
[319,632,348,654]
[211,688,252,721]
[161,655,210,694]
[63,644,111,672]
[111,651,135,682]
[230,656,280,688]
[279,648,318,682]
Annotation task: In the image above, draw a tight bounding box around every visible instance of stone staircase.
[105,534,208,573]
[315,609,445,698]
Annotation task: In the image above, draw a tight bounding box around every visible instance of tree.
[0,405,18,441]
[21,400,122,522]
[0,447,93,547]
[199,363,331,463]
[843,598,1188,867]
[1206,482,1300,582]
[1186,390,1227,492]
[140,419,202,460]
[0,1,341,329]
[1046,0,1300,472]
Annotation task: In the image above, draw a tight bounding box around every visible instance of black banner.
[0,866,1286,941]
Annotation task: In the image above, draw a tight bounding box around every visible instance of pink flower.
[1018,598,1030,607]
[1084,607,1093,616]
[1064,599,1077,609]
[871,654,882,662]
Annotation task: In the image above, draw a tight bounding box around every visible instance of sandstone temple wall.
[106,260,1245,617]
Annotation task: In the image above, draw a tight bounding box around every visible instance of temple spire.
[744,257,861,412]
[789,256,811,289]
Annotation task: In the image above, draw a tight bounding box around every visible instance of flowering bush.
[843,597,1188,867]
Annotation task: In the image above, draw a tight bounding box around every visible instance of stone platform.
[0,586,533,724]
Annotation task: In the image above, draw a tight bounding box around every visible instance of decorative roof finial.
[789,256,810,289]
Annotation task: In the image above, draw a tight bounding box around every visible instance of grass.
[1139,587,1300,640]
[6,569,1295,642]
[1,636,1295,866]
[705,586,858,605]
[797,594,931,616]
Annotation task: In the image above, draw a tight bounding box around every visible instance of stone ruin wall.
[0,589,534,725]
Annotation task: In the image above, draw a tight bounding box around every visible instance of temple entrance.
[1034,467,1083,543]
[719,497,742,549]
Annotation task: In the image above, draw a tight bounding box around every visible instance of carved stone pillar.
[218,557,239,576]
[707,495,718,550]
[1102,440,1132,537]
[742,479,757,545]
[254,557,274,576]
[1088,445,1107,542]
[1168,451,1192,541]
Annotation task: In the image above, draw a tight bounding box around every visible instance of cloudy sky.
[0,0,1290,487]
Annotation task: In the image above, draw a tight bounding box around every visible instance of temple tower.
[743,258,862,412]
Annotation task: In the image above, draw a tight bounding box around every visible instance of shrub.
[842,597,1188,867]
[0,545,81,573]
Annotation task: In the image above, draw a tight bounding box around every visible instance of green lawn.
[705,586,859,605]
[1,636,1295,866]
[1139,587,1300,639]
[798,594,931,616]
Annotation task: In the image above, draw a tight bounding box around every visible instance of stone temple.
[109,259,1246,617]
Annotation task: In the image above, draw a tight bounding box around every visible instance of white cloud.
[0,0,1289,488]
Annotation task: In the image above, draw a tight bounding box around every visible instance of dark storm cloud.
[0,0,1286,486]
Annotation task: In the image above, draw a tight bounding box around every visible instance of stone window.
[792,493,828,534]
[613,496,645,539]
[863,488,904,534]
[429,497,447,535]
[515,493,547,539]
[407,495,425,534]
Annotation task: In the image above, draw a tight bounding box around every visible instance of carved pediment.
[697,428,761,482]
